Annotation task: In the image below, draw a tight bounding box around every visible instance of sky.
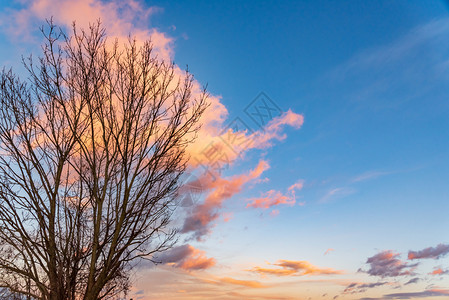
[0,0,449,299]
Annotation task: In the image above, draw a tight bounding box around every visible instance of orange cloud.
[250,267,297,276]
[429,268,448,276]
[250,260,343,277]
[219,277,266,288]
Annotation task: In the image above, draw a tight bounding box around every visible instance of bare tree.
[0,20,208,300]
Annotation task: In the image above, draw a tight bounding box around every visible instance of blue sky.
[1,0,448,299]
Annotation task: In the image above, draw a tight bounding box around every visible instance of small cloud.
[429,268,449,276]
[404,277,420,285]
[352,171,391,182]
[270,209,280,217]
[320,187,355,203]
[408,243,449,260]
[361,250,417,278]
[288,180,304,192]
[246,179,304,210]
[246,190,295,209]
[343,282,389,294]
[222,212,233,222]
[324,248,335,256]
[156,244,216,271]
[250,260,343,277]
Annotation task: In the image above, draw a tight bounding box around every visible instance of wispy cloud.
[250,260,343,277]
[246,180,303,210]
[324,248,335,256]
[343,281,390,294]
[404,277,420,285]
[352,170,392,183]
[320,187,355,203]
[326,18,449,111]
[382,288,449,299]
[218,277,266,288]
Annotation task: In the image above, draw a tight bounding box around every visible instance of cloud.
[361,250,417,278]
[324,18,449,115]
[250,267,297,276]
[429,268,449,276]
[269,209,280,217]
[320,187,355,203]
[156,244,216,271]
[381,288,449,299]
[219,277,266,288]
[404,277,420,285]
[246,190,294,209]
[343,282,389,294]
[0,1,306,247]
[324,248,335,256]
[180,160,269,240]
[249,110,304,149]
[0,0,173,61]
[250,260,342,277]
[189,109,304,170]
[408,244,449,260]
[246,180,303,210]
[352,171,392,182]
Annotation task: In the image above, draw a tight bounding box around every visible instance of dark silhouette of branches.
[0,20,208,300]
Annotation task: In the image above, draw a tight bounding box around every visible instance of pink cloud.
[188,109,304,170]
[269,209,280,217]
[181,160,269,240]
[246,190,293,209]
[246,180,304,210]
[2,0,173,60]
[250,110,304,149]
[324,248,335,256]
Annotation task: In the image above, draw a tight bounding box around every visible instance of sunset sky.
[1,1,449,299]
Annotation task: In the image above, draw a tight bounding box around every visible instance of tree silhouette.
[0,20,208,299]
